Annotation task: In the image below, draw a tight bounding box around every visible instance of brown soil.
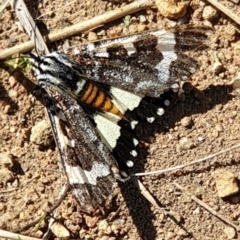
[0,0,240,239]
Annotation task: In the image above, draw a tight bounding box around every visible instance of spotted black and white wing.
[74,25,211,97]
[42,90,121,213]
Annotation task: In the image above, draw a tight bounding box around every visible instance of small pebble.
[98,220,112,234]
[8,89,18,98]
[155,0,189,19]
[85,215,98,228]
[179,137,194,149]
[128,25,138,34]
[223,226,236,239]
[51,222,70,239]
[212,169,239,198]
[0,168,14,186]
[180,116,192,127]
[9,76,17,88]
[3,105,11,114]
[88,32,98,42]
[0,153,14,169]
[30,120,52,146]
[202,6,218,20]
[232,78,240,90]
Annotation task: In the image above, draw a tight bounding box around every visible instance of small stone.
[0,202,7,211]
[88,32,98,42]
[198,136,204,142]
[137,23,147,33]
[155,0,189,19]
[33,230,44,238]
[111,222,120,235]
[139,15,147,23]
[0,153,14,169]
[85,215,98,228]
[232,78,240,90]
[176,229,188,237]
[11,179,19,188]
[3,105,11,114]
[179,137,194,149]
[9,126,17,133]
[212,169,239,198]
[128,25,138,34]
[180,116,192,127]
[202,6,218,20]
[8,89,18,98]
[223,226,236,239]
[165,231,175,240]
[228,65,237,75]
[211,60,223,74]
[30,120,53,146]
[51,222,70,239]
[193,207,200,215]
[0,169,14,186]
[215,124,223,132]
[9,75,17,88]
[98,220,112,234]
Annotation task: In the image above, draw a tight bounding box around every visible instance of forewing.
[74,26,211,97]
[45,90,118,213]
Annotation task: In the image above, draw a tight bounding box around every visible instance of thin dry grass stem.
[0,229,41,240]
[174,182,240,232]
[0,0,154,60]
[206,0,240,25]
[135,143,240,177]
[10,0,49,55]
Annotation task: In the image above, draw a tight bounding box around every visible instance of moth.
[26,25,210,213]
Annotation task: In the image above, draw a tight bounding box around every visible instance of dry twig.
[10,0,49,54]
[0,229,41,240]
[206,0,240,26]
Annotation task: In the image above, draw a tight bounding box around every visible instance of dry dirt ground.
[0,0,240,239]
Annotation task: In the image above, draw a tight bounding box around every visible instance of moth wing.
[74,26,211,97]
[45,92,119,213]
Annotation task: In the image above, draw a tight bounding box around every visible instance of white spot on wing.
[155,32,177,82]
[130,150,138,157]
[95,51,109,58]
[147,117,155,123]
[66,162,110,185]
[133,138,139,146]
[157,108,165,116]
[126,160,134,167]
[171,83,179,92]
[131,120,138,129]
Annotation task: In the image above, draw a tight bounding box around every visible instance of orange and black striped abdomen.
[79,82,127,120]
